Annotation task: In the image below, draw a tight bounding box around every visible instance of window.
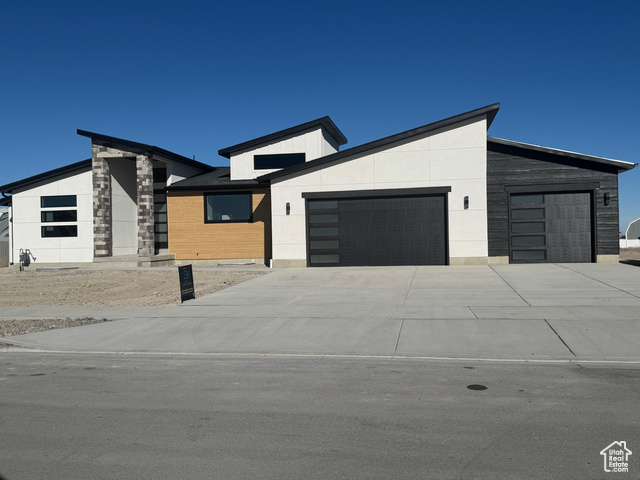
[41,195,77,208]
[205,192,252,223]
[41,210,77,222]
[254,153,305,170]
[40,195,78,237]
[42,225,78,237]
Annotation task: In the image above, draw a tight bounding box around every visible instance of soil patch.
[0,268,267,307]
[620,248,640,262]
[0,317,113,337]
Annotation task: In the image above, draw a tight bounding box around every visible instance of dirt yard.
[620,247,640,262]
[0,267,267,307]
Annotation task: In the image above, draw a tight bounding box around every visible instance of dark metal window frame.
[40,195,77,208]
[41,225,78,238]
[41,210,78,223]
[203,191,254,224]
[254,153,306,170]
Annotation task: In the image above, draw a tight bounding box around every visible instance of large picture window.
[205,192,252,223]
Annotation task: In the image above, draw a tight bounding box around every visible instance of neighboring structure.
[0,133,212,265]
[621,218,640,248]
[0,103,636,267]
[0,207,9,267]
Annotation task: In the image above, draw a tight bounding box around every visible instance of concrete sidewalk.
[3,263,640,362]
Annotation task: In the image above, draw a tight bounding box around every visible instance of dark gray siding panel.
[487,142,620,258]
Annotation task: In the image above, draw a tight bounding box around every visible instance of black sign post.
[178,265,196,303]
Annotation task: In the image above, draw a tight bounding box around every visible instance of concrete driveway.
[4,263,640,361]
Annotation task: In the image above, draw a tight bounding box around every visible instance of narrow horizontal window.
[41,225,78,237]
[511,208,544,220]
[205,192,252,222]
[309,227,339,237]
[308,200,339,210]
[154,223,168,233]
[155,212,168,223]
[41,210,77,222]
[511,194,544,205]
[310,240,339,250]
[512,250,546,261]
[511,235,545,247]
[309,214,339,224]
[511,222,545,234]
[41,195,76,208]
[310,254,340,264]
[254,153,305,170]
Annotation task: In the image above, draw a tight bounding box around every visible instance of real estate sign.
[178,265,195,303]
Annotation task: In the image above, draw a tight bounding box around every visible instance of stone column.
[93,146,112,257]
[136,154,155,257]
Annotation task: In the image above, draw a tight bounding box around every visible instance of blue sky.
[1,0,638,230]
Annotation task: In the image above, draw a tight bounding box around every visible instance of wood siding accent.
[487,142,620,258]
[167,189,271,260]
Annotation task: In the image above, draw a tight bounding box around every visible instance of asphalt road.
[1,353,638,479]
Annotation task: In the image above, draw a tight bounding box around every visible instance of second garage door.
[509,191,593,263]
[306,193,447,267]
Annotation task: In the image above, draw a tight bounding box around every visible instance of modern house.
[0,103,635,268]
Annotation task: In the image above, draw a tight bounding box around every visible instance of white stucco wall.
[270,118,489,264]
[230,127,340,180]
[166,160,207,186]
[109,158,138,256]
[11,169,93,263]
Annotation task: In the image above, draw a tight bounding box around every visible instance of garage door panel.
[509,191,592,263]
[308,194,446,267]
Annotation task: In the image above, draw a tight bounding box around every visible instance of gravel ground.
[0,266,268,338]
[620,247,640,261]
[0,267,267,307]
[0,317,113,338]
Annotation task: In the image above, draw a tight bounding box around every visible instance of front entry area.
[305,189,448,267]
[509,191,593,263]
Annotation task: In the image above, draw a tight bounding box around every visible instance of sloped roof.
[487,137,636,172]
[167,167,261,191]
[77,129,215,172]
[218,116,348,159]
[0,159,92,195]
[257,103,500,182]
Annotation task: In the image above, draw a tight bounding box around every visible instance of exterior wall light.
[464,196,469,210]
[604,193,610,206]
[286,202,290,215]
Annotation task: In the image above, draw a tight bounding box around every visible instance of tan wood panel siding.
[167,189,271,260]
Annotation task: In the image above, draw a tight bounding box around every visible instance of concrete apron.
[3,263,640,363]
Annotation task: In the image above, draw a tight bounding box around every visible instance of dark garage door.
[509,192,593,263]
[307,194,447,266]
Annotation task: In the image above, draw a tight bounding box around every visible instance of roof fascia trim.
[77,129,214,172]
[302,186,452,200]
[166,182,263,192]
[258,103,500,182]
[488,136,637,172]
[0,159,92,194]
[217,116,348,159]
